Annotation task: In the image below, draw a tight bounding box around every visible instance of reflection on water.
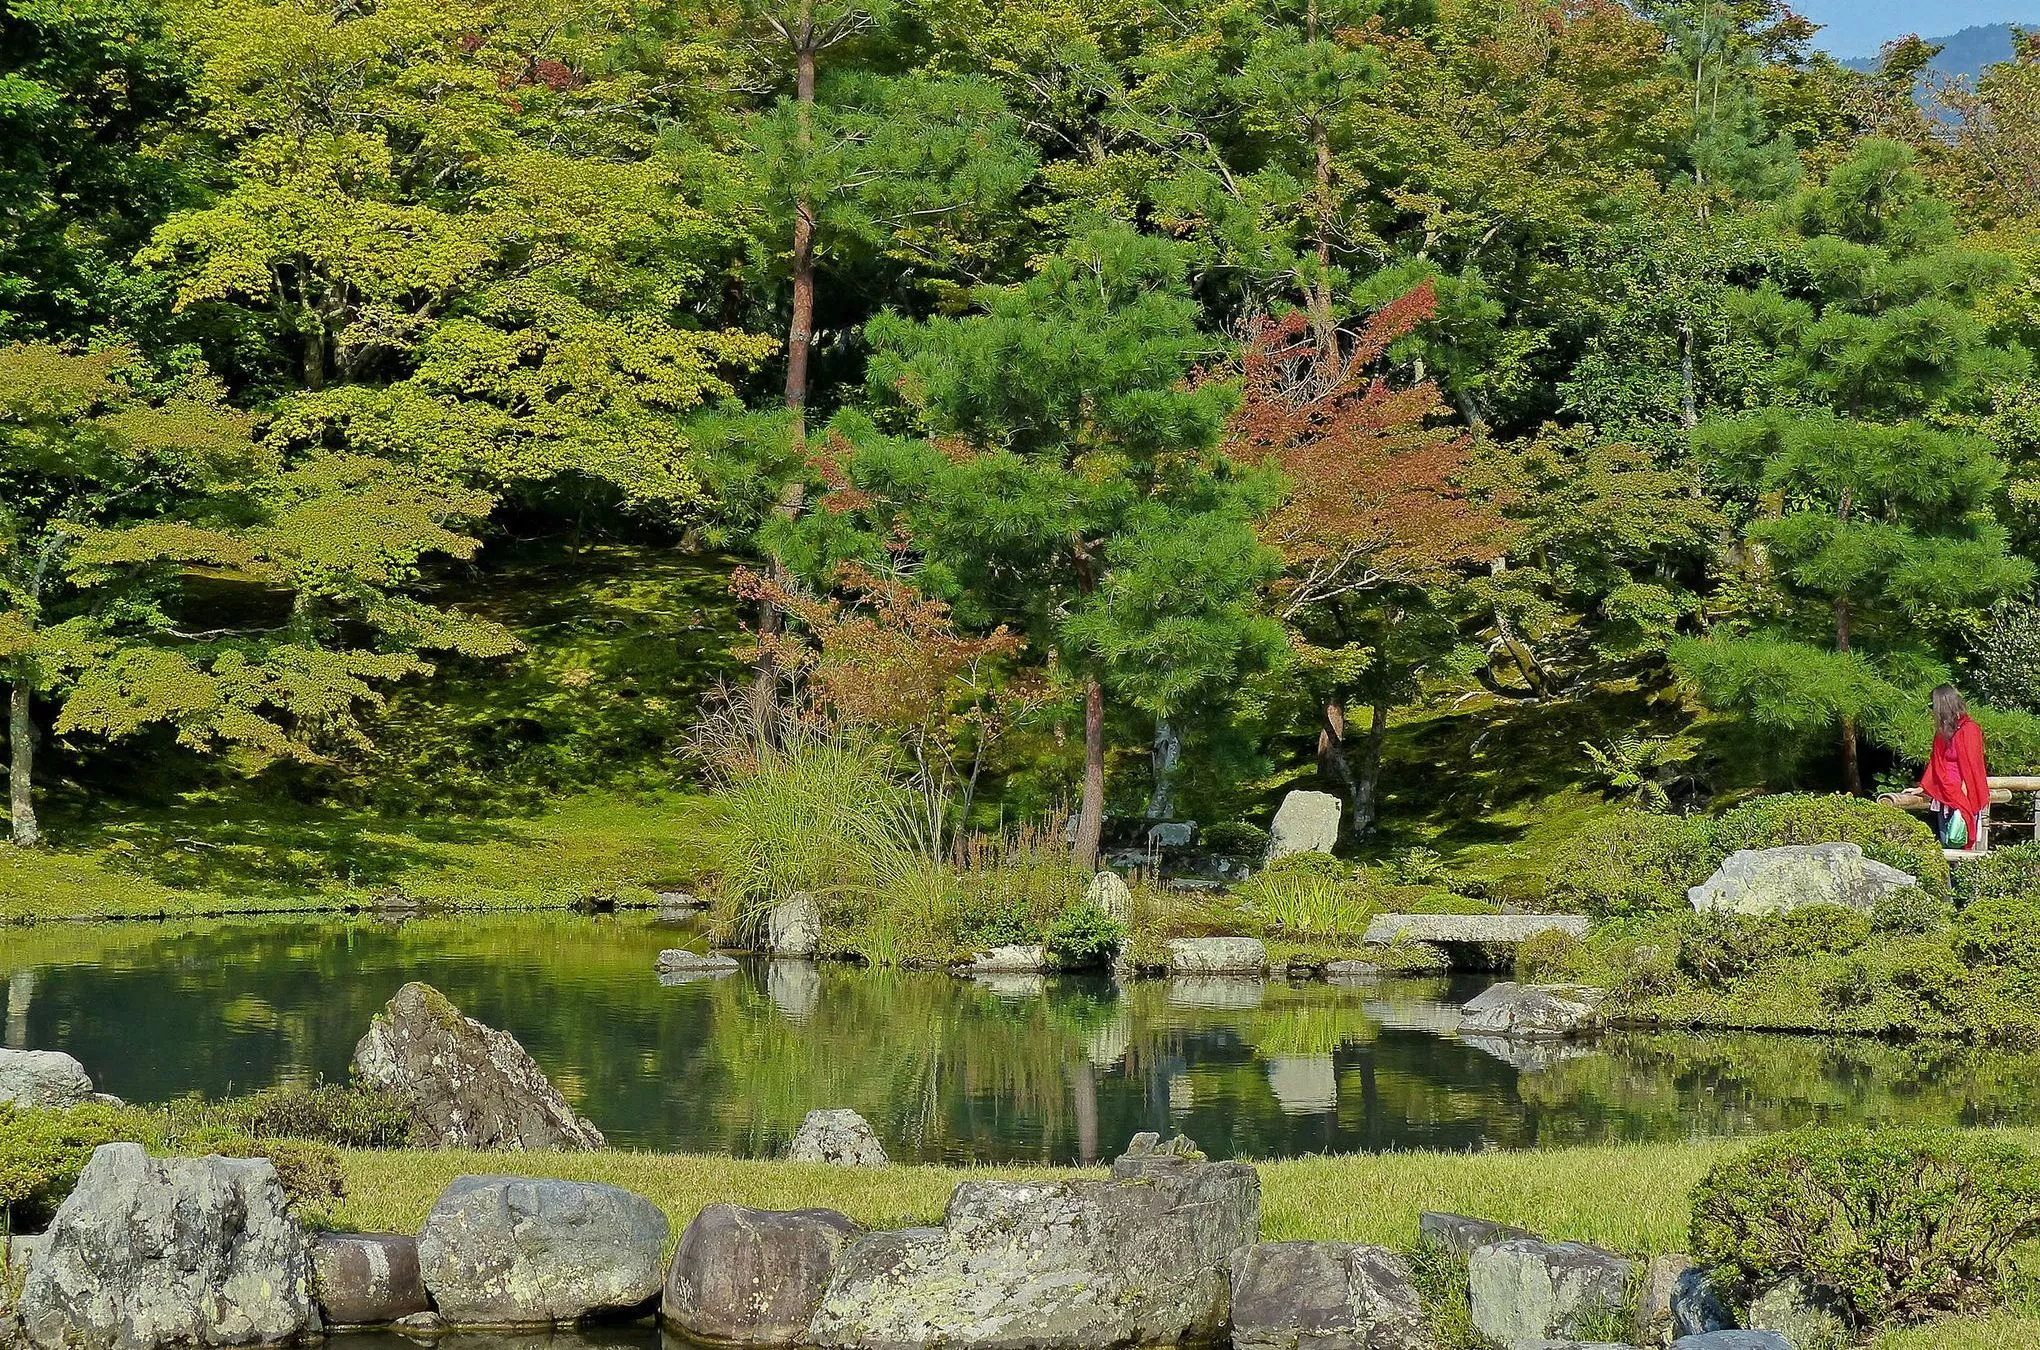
[7,912,2040,1162]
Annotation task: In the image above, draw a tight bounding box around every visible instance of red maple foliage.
[1227,282,1512,621]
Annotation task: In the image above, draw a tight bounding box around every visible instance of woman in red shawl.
[1920,684,1988,849]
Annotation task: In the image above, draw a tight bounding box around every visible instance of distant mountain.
[1841,23,2028,82]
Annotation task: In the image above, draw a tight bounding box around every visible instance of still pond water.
[6,912,2036,1162]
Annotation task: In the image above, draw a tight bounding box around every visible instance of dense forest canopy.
[4,0,2040,857]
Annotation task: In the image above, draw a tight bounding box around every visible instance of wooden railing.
[1877,777,2040,857]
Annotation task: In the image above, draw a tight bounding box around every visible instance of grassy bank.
[330,1137,2040,1346]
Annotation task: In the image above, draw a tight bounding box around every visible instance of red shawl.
[1920,715,1989,841]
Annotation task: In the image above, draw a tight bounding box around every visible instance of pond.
[7,912,2038,1163]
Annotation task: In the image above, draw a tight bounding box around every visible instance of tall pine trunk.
[1146,717,1180,821]
[1350,702,1391,840]
[1074,677,1105,871]
[8,675,39,847]
[1836,595,1861,795]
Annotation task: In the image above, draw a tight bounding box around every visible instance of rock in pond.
[312,1232,430,1328]
[417,1175,669,1328]
[767,892,823,958]
[1228,1242,1426,1350]
[1085,870,1132,923]
[1416,1212,1537,1256]
[351,981,605,1151]
[960,945,1048,975]
[18,1143,314,1350]
[1167,936,1269,975]
[658,949,740,974]
[663,1204,863,1346]
[1467,1238,1634,1346]
[1688,843,1916,916]
[0,1050,95,1110]
[1268,790,1341,860]
[1458,983,1605,1040]
[787,1109,888,1167]
[808,1142,1259,1349]
[1324,959,1381,980]
[1672,1336,1794,1350]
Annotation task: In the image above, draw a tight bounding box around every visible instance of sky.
[1794,1,2038,58]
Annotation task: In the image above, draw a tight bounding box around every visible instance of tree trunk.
[1308,115,1337,367]
[1316,698,1357,795]
[1074,677,1105,871]
[1146,717,1181,821]
[7,676,39,848]
[1350,702,1391,840]
[301,317,325,393]
[1836,596,1861,795]
[1068,1060,1099,1165]
[1680,321,1698,431]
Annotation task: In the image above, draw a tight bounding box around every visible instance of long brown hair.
[1932,684,1970,741]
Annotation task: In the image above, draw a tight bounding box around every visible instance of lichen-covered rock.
[1416,1212,1537,1256]
[808,1156,1260,1349]
[417,1176,668,1328]
[1636,1254,1732,1343]
[663,1205,862,1347]
[1688,844,1916,916]
[1228,1242,1426,1350]
[787,1110,888,1167]
[960,946,1048,975]
[1745,1278,1848,1347]
[1671,1335,1793,1350]
[18,1143,314,1350]
[0,1051,94,1110]
[351,982,604,1150]
[1085,871,1132,923]
[1166,937,1269,975]
[1457,983,1605,1040]
[312,1232,429,1327]
[1267,791,1341,860]
[767,893,823,958]
[1467,1238,1634,1345]
[657,949,740,976]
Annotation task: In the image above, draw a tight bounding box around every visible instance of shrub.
[1779,903,1871,956]
[1691,1128,2040,1329]
[1383,847,1449,886]
[174,1130,346,1224]
[0,1102,166,1230]
[1956,842,2040,908]
[1544,812,1709,917]
[1200,822,1269,856]
[1957,894,2040,974]
[1871,888,1953,936]
[1237,855,1372,938]
[1888,939,1972,1017]
[1045,901,1126,969]
[1516,929,1586,981]
[1678,911,1786,987]
[1259,852,1350,882]
[165,1082,413,1148]
[1705,794,1950,897]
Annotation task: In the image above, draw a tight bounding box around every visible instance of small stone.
[767,893,824,958]
[18,1143,314,1350]
[311,1233,429,1328]
[1325,960,1381,979]
[1468,1238,1634,1346]
[0,1051,95,1110]
[959,945,1048,974]
[1085,871,1132,923]
[1688,844,1917,916]
[1229,1242,1425,1350]
[1746,1277,1849,1347]
[1268,790,1341,860]
[1646,1255,1734,1340]
[1416,1212,1538,1256]
[1458,983,1606,1040]
[658,949,740,973]
[1671,1335,1794,1350]
[416,1175,668,1328]
[390,1310,445,1333]
[1166,936,1269,975]
[662,1204,862,1346]
[787,1109,887,1167]
[351,982,604,1151]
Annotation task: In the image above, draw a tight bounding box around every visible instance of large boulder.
[417,1175,668,1328]
[18,1143,314,1350]
[1268,791,1341,861]
[1688,843,1917,916]
[1227,1242,1426,1350]
[0,1051,95,1110]
[1416,1212,1537,1256]
[312,1232,430,1328]
[767,893,824,958]
[351,982,604,1150]
[808,1150,1259,1348]
[1457,984,1605,1040]
[1167,937,1269,976]
[787,1110,887,1167]
[1467,1238,1634,1346]
[1085,871,1132,924]
[663,1205,862,1347]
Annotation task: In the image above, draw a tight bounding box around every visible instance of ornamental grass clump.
[1691,1128,2040,1331]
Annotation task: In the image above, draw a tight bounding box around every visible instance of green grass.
[0,790,715,923]
[329,1136,2040,1346]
